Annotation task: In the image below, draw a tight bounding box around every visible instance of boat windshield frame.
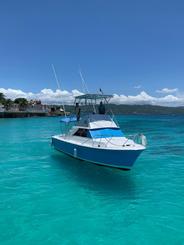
[77,114,113,127]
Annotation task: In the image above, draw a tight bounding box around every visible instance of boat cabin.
[71,114,124,139]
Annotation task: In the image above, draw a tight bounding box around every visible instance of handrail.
[127,133,147,146]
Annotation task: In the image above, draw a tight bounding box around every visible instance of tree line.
[0,92,28,110]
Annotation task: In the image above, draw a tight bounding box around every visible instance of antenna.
[51,64,66,117]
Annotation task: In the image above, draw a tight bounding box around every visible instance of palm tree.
[0,92,6,104]
[4,99,13,110]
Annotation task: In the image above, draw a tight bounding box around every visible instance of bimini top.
[77,114,118,129]
[75,93,113,102]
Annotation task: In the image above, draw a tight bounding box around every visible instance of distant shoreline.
[0,111,48,118]
[1,104,184,118]
[64,104,184,116]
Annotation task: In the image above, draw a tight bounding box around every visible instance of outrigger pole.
[78,66,89,94]
[78,67,96,113]
[51,64,66,117]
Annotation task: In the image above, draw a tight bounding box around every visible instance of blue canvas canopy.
[89,128,124,138]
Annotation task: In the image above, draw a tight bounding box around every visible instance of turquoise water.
[0,115,184,244]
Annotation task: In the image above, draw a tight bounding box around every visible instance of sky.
[0,0,184,105]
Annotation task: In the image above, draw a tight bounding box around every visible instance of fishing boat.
[52,93,146,170]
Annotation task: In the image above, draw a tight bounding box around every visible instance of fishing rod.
[78,67,89,94]
[78,67,96,113]
[51,64,66,117]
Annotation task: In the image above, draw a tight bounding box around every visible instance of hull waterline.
[52,137,144,170]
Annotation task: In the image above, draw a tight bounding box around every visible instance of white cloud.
[111,91,153,105]
[0,88,34,98]
[0,88,184,106]
[111,91,184,106]
[156,87,178,94]
[0,88,83,104]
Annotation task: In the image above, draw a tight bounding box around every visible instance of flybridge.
[75,93,113,115]
[75,93,113,104]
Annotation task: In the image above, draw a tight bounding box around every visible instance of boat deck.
[53,135,145,151]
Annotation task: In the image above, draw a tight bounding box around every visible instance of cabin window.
[74,128,89,137]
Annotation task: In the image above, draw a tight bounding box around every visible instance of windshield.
[77,114,112,127]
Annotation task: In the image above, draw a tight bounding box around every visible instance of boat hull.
[52,137,144,170]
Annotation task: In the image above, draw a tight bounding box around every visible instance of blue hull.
[52,137,143,170]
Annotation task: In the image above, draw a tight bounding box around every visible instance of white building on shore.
[0,104,5,112]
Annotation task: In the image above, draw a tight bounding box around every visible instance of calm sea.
[0,115,184,244]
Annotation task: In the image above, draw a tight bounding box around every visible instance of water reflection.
[51,153,137,200]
